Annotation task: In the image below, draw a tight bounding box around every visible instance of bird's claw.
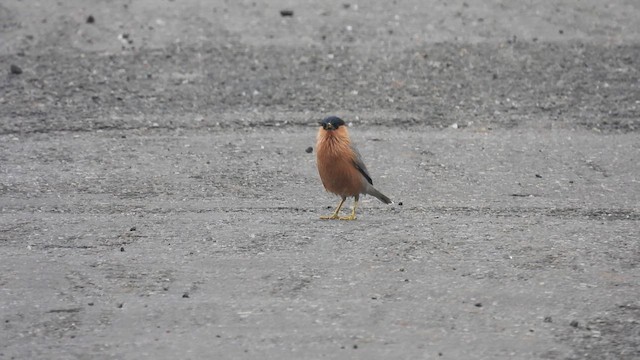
[339,215,357,221]
[320,215,340,220]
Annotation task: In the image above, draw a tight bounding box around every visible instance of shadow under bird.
[315,116,392,220]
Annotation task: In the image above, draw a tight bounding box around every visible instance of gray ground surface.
[1,1,639,359]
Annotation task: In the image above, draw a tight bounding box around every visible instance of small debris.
[10,64,22,75]
[544,316,553,323]
[86,15,95,24]
[88,302,94,306]
[570,320,579,328]
[397,201,403,206]
[475,302,482,307]
[305,146,313,154]
[182,292,190,298]
[280,10,294,17]
[353,344,358,349]
[559,29,564,34]
[117,303,124,308]
[535,174,542,178]
[120,247,125,252]
[130,226,136,231]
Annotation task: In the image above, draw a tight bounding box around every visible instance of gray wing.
[351,144,373,185]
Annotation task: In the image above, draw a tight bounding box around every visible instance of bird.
[315,116,392,220]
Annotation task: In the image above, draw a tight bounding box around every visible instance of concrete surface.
[1,1,639,359]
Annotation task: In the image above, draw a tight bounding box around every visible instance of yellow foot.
[320,214,340,220]
[339,214,357,221]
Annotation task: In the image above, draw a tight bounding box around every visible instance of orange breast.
[316,128,365,197]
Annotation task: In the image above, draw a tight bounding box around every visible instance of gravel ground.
[1,1,639,359]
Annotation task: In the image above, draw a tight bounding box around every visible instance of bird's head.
[319,116,346,131]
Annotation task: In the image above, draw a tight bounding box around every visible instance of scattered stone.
[182,292,190,298]
[120,247,125,252]
[535,174,542,178]
[280,10,294,17]
[130,226,136,231]
[397,201,403,206]
[352,344,358,349]
[475,302,483,307]
[117,303,124,308]
[570,320,579,328]
[86,15,95,24]
[88,302,94,306]
[544,316,553,323]
[10,64,22,75]
[305,146,313,154]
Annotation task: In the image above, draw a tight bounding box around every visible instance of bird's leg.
[321,197,346,220]
[339,195,358,220]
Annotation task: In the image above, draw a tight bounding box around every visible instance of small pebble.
[305,146,313,154]
[130,226,136,231]
[120,247,125,252]
[535,174,542,178]
[10,64,22,75]
[475,302,483,307]
[182,292,190,298]
[86,15,95,24]
[280,10,294,17]
[397,201,403,206]
[570,320,579,328]
[544,316,553,323]
[117,303,124,308]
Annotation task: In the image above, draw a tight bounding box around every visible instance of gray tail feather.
[367,187,392,204]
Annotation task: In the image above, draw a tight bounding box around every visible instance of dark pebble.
[397,201,403,206]
[117,303,124,308]
[280,9,294,17]
[10,64,22,75]
[559,29,564,34]
[544,316,553,323]
[570,320,579,328]
[343,3,351,9]
[352,344,358,349]
[182,292,190,298]
[475,302,482,307]
[120,247,125,252]
[492,73,498,80]
[130,226,136,231]
[86,15,95,24]
[305,146,313,154]
[88,302,94,306]
[535,174,542,178]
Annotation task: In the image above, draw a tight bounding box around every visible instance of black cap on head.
[319,116,346,130]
